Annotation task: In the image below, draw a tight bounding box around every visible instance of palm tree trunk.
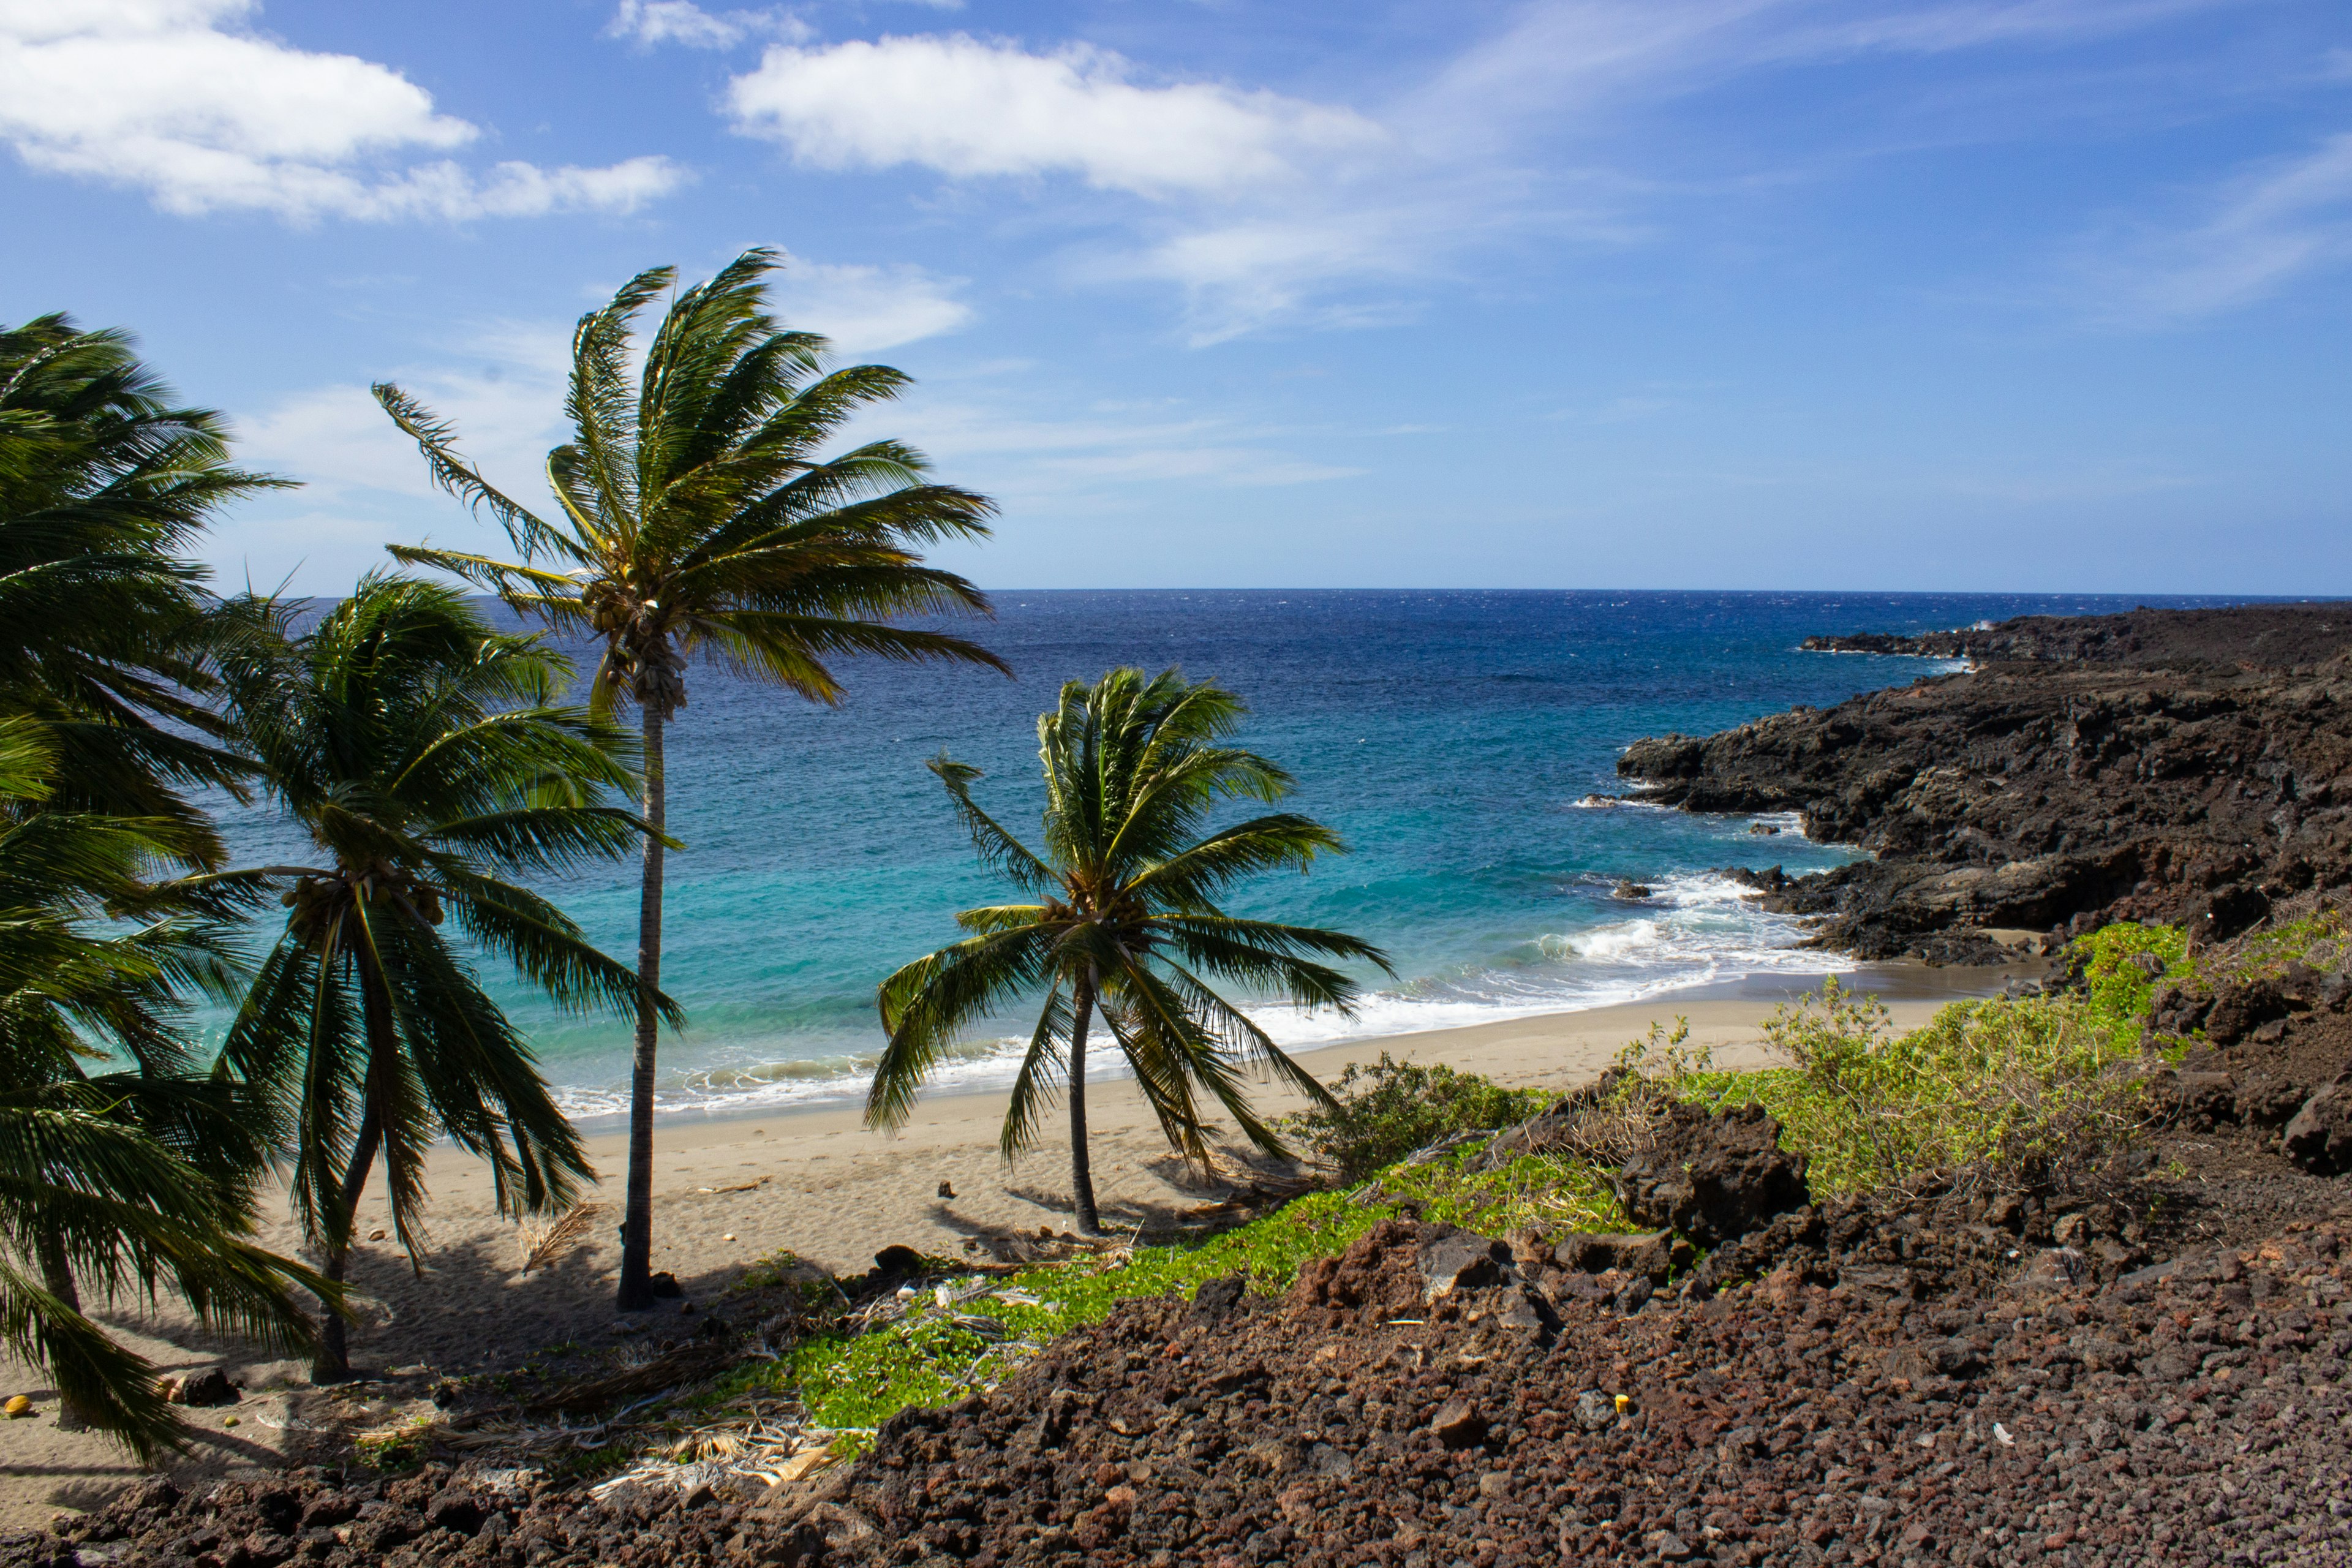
[311,1104,382,1384]
[37,1234,89,1429]
[1068,968,1102,1236]
[618,704,667,1311]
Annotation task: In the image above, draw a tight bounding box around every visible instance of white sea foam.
[557,871,1836,1123]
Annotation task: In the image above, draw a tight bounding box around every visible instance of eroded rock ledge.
[1618,603,2352,963]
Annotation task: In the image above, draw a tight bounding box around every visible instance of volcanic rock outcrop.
[1619,603,2352,962]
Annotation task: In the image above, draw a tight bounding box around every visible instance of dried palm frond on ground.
[517,1202,605,1275]
[956,1226,1135,1265]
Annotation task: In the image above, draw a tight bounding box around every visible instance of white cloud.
[0,0,686,221]
[714,0,2282,340]
[773,261,972,352]
[896,401,1362,495]
[239,323,573,508]
[1401,0,2242,148]
[605,1,807,50]
[2086,132,2352,320]
[726,32,1384,198]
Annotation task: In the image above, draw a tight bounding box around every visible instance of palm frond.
[869,925,1057,1131]
[372,384,567,561]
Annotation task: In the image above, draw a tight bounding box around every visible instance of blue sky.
[2,0,2348,595]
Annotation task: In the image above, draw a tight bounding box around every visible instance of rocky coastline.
[1619,603,2352,963]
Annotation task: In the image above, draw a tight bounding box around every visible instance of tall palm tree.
[871,668,1391,1234]
[0,718,330,1455]
[176,576,668,1380]
[0,314,285,864]
[373,248,1007,1310]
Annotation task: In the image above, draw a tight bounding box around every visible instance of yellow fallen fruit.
[5,1395,32,1417]
[222,1415,239,1427]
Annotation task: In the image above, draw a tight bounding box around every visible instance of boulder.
[2283,1084,2352,1175]
[2165,1071,2237,1129]
[2185,888,2271,946]
[177,1368,236,1408]
[1415,1229,1512,1301]
[423,1491,486,1537]
[1428,1400,1486,1451]
[2237,1075,2307,1126]
[2019,1247,2088,1292]
[1552,1232,1683,1282]
[1612,1104,1809,1245]
[2323,971,2352,1012]
[1190,1275,1248,1321]
[2203,981,2285,1045]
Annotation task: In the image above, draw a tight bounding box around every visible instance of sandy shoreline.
[0,963,2018,1526]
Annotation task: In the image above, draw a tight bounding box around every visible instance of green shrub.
[1639,978,2150,1197]
[2071,922,2188,1050]
[1281,1052,1548,1180]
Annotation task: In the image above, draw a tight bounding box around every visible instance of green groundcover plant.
[755,1138,1630,1447]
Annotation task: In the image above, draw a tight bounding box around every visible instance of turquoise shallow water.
[207,589,2252,1122]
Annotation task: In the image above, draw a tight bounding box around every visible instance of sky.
[2,0,2348,595]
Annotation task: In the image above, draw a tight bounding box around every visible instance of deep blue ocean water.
[210,589,2265,1122]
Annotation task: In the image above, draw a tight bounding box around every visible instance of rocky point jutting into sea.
[1617,602,2352,963]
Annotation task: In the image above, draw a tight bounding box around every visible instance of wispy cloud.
[238,323,573,507]
[605,1,807,51]
[895,399,1363,500]
[2084,132,2352,320]
[0,0,685,221]
[703,0,2294,339]
[727,32,1384,198]
[773,259,972,352]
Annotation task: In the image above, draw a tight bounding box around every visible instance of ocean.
[209,589,2255,1125]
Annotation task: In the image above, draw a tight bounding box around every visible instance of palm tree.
[0,718,330,1455]
[0,314,285,864]
[373,247,1007,1310]
[870,668,1391,1234]
[178,575,668,1380]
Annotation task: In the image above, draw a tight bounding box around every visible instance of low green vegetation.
[2198,907,2348,985]
[1282,1052,1549,1180]
[2073,921,2192,1050]
[1649,987,2147,1196]
[1622,927,2186,1197]
[755,1136,1628,1449]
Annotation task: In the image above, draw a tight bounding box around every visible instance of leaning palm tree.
[0,718,330,1455]
[372,247,1006,1310]
[0,314,285,864]
[871,668,1392,1234]
[179,576,668,1379]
